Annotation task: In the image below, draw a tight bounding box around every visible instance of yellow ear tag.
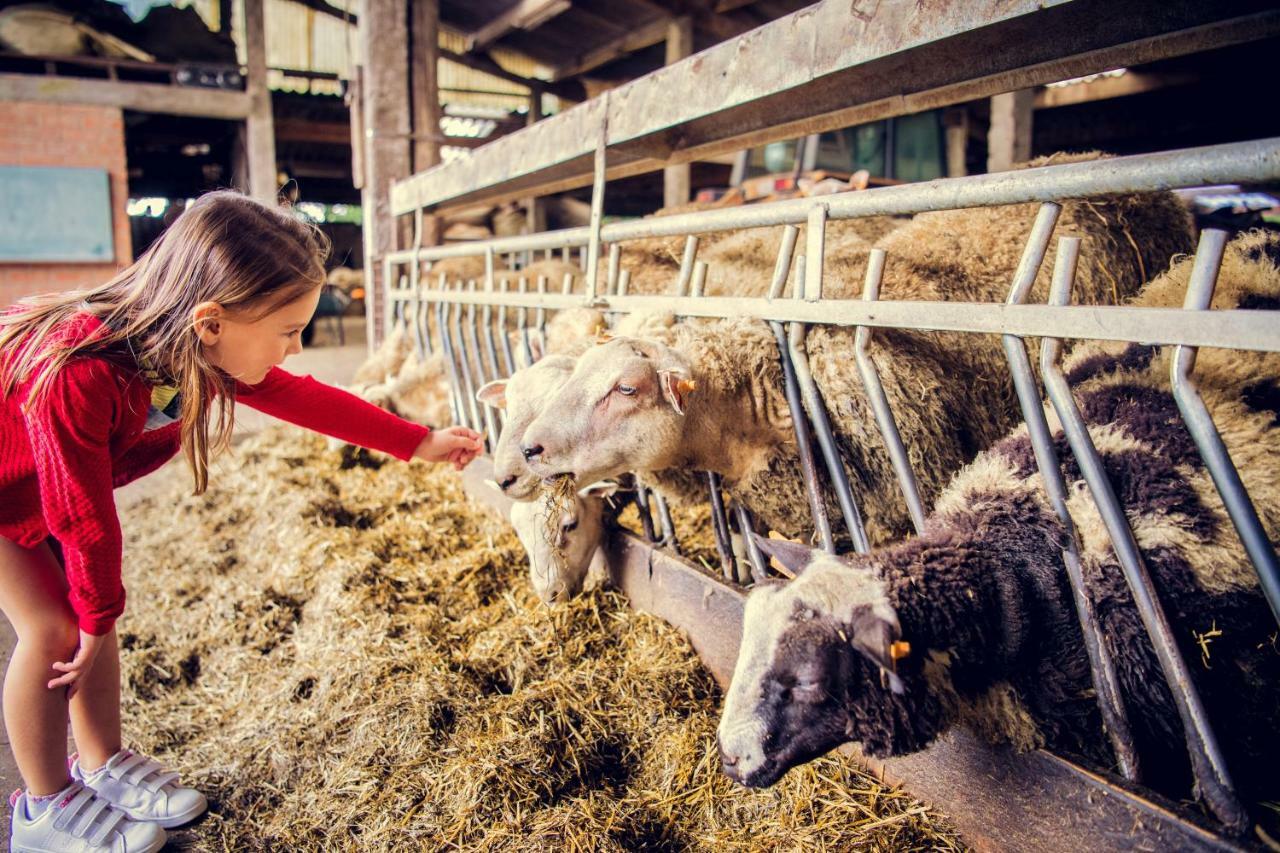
[889,641,911,661]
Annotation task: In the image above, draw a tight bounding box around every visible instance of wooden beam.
[412,0,441,174]
[713,0,759,10]
[550,16,671,81]
[987,89,1034,173]
[393,1,1280,215]
[360,0,413,348]
[244,0,278,204]
[437,47,584,102]
[1033,70,1196,109]
[465,0,571,52]
[0,72,250,118]
[412,0,442,246]
[663,16,693,208]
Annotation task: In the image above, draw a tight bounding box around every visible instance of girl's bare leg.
[68,626,121,771]
[0,537,78,795]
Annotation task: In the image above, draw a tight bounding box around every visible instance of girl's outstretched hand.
[413,426,484,470]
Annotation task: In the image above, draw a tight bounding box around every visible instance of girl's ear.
[192,301,224,345]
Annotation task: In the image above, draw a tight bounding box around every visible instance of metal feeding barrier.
[379,136,1280,844]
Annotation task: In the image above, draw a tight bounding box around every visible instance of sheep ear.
[578,480,619,499]
[751,533,818,578]
[528,332,546,365]
[849,604,906,695]
[476,380,507,409]
[660,371,695,415]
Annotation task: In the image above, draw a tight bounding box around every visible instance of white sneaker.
[72,749,208,829]
[9,782,166,853]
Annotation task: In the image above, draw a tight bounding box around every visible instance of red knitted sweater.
[0,314,430,635]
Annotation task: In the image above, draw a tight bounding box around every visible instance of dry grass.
[117,427,966,851]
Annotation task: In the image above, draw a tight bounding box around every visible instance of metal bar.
[768,225,799,300]
[771,253,835,552]
[584,113,607,300]
[1040,238,1246,834]
[803,205,826,302]
[606,243,621,295]
[449,281,484,434]
[534,275,550,361]
[675,235,699,297]
[734,503,768,585]
[465,281,501,449]
[497,278,515,377]
[436,281,467,429]
[1171,230,1280,626]
[854,250,928,535]
[787,318,871,554]
[386,289,1280,354]
[634,481,658,543]
[1002,203,1140,781]
[655,492,680,553]
[707,472,738,581]
[516,276,535,368]
[691,261,708,298]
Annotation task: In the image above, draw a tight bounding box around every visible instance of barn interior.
[1,2,1279,851]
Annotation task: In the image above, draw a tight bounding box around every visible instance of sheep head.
[519,336,694,486]
[509,481,619,603]
[718,535,907,789]
[477,354,577,500]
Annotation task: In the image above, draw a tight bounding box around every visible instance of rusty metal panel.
[391,0,1280,214]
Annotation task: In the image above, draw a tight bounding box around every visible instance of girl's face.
[197,286,321,385]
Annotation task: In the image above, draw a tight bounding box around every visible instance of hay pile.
[116,428,964,851]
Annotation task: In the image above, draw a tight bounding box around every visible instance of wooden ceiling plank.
[465,0,573,51]
[549,16,671,81]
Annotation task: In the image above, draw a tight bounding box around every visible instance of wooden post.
[525,87,547,239]
[662,16,693,209]
[360,0,413,350]
[243,0,277,204]
[411,0,441,246]
[987,89,1033,173]
[944,107,968,178]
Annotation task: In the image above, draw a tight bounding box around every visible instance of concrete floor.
[0,315,370,837]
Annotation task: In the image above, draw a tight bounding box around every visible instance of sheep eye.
[561,519,579,533]
[615,384,637,396]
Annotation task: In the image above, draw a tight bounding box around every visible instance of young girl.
[0,191,484,852]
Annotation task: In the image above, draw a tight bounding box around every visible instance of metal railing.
[380,137,1280,835]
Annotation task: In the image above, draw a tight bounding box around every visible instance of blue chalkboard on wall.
[0,166,115,263]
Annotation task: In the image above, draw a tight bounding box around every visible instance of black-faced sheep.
[520,185,1193,546]
[716,231,1280,832]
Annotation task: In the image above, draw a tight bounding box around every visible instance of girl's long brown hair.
[0,190,330,493]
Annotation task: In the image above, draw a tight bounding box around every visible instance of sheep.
[715,231,1280,830]
[507,481,621,603]
[519,179,1193,546]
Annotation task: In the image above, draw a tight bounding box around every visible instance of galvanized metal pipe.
[1040,238,1246,834]
[655,492,680,553]
[534,275,549,361]
[734,503,768,585]
[388,139,1280,264]
[434,287,464,427]
[464,281,501,448]
[439,282,472,430]
[584,114,607,300]
[1171,230,1280,626]
[1002,203,1140,782]
[634,481,658,543]
[785,230,871,554]
[771,252,835,553]
[706,472,738,581]
[517,277,535,369]
[496,278,515,377]
[449,282,484,434]
[854,249,927,535]
[675,235,699,296]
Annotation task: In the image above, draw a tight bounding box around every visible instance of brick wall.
[0,101,133,307]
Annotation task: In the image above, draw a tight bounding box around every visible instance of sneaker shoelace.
[49,783,127,847]
[101,752,181,795]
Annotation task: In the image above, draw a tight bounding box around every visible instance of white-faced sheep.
[716,231,1280,834]
[508,481,620,603]
[519,181,1193,546]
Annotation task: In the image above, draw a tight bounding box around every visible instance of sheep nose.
[499,475,517,491]
[521,443,543,461]
[718,742,742,779]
